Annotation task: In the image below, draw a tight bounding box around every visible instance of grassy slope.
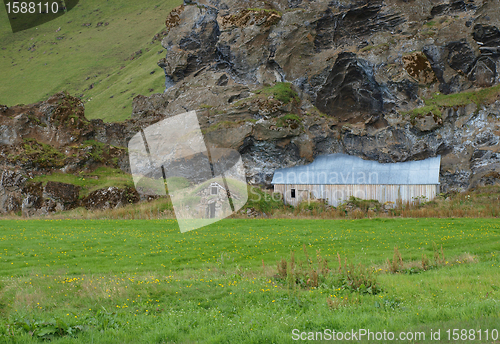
[0,0,182,122]
[406,84,500,118]
[0,218,499,342]
[31,167,135,197]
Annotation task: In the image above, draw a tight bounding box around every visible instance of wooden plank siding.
[273,184,439,207]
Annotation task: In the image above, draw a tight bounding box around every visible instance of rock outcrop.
[127,0,500,191]
[43,181,80,209]
[3,0,500,207]
[82,186,140,210]
[0,172,140,215]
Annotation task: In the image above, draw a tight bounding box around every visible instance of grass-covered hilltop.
[0,0,182,122]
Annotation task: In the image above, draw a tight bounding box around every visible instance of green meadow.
[0,218,499,343]
[0,0,182,122]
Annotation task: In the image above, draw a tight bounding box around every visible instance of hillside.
[2,0,500,216]
[0,0,182,122]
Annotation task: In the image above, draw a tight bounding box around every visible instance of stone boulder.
[82,186,140,210]
[43,181,80,210]
[472,24,500,56]
[446,40,476,74]
[0,171,27,214]
[468,56,497,87]
[21,182,43,217]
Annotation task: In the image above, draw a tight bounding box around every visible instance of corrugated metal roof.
[271,154,441,185]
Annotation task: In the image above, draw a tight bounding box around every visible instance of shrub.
[276,114,302,128]
[275,246,381,294]
[245,186,283,214]
[339,262,381,294]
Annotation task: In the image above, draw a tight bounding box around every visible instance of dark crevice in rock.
[446,40,476,74]
[430,0,476,17]
[314,1,405,51]
[315,52,384,120]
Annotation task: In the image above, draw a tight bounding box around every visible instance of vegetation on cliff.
[407,84,500,119]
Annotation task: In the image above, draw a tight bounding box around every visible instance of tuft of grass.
[405,84,500,119]
[255,82,299,104]
[275,113,302,128]
[276,246,381,294]
[203,120,245,133]
[359,43,389,52]
[246,8,282,16]
[198,104,213,109]
[13,138,67,168]
[164,176,191,191]
[53,196,174,219]
[244,186,285,214]
[346,196,382,212]
[32,167,134,197]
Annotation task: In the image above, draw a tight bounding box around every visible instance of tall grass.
[51,197,174,219]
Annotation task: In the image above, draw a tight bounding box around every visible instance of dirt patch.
[402,52,437,84]
[165,5,184,31]
[221,9,281,28]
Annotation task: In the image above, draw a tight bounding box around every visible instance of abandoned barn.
[272,154,441,207]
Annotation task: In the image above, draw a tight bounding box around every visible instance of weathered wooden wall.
[273,184,439,207]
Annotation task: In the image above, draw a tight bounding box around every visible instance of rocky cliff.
[2,0,500,215]
[142,0,500,190]
[0,93,143,215]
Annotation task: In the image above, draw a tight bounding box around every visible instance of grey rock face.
[82,186,139,210]
[43,181,80,210]
[430,1,476,17]
[315,52,384,120]
[1,170,27,191]
[127,0,500,192]
[3,0,500,200]
[0,171,26,214]
[159,5,220,82]
[313,1,404,51]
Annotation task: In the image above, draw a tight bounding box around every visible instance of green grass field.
[0,218,499,343]
[0,0,182,122]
